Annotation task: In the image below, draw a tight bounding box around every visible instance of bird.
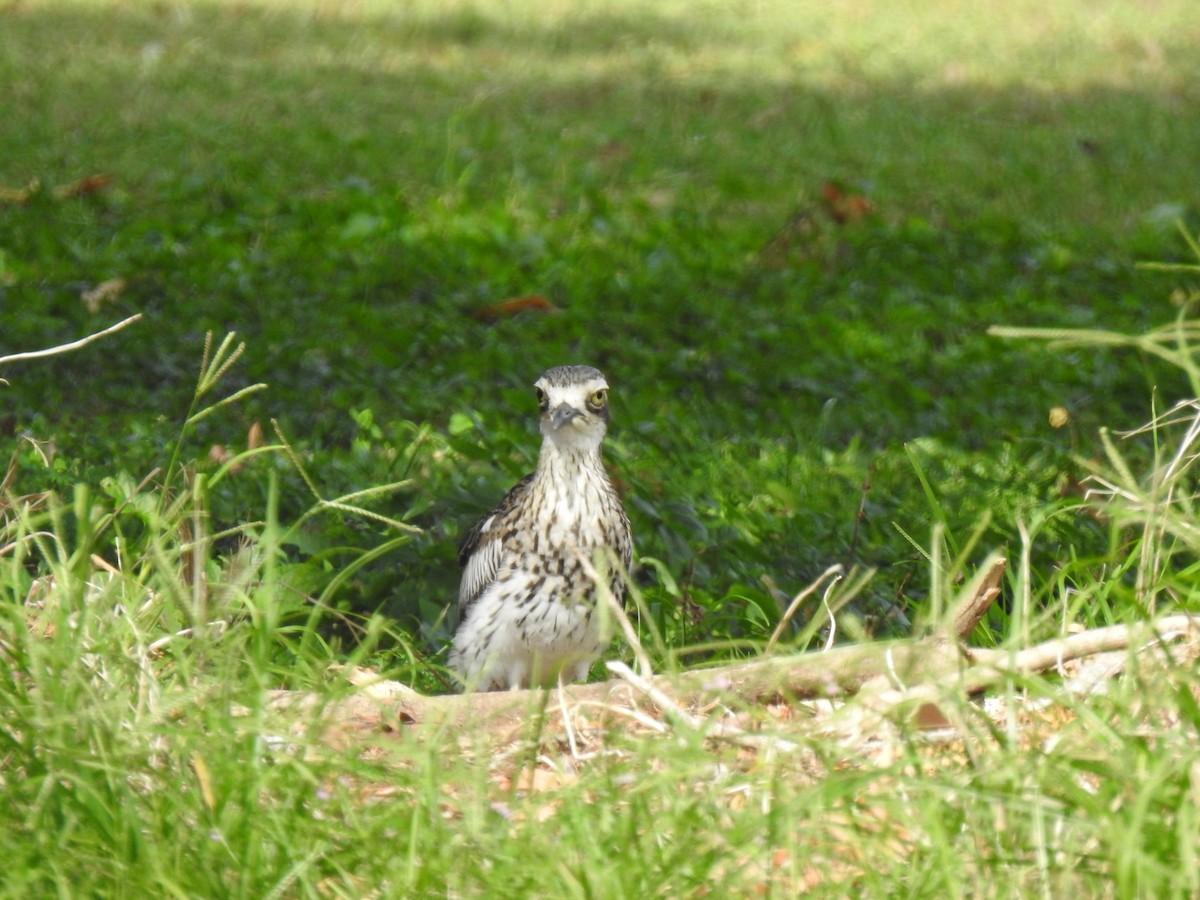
[449,364,634,691]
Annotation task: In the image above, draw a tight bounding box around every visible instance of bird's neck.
[535,439,605,484]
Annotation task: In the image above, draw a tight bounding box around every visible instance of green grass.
[3,0,1200,894]
[4,0,1196,640]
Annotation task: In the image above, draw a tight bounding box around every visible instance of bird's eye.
[587,389,608,410]
[535,387,547,407]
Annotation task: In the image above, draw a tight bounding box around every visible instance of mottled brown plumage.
[450,365,633,691]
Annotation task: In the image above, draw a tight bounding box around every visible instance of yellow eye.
[588,389,607,409]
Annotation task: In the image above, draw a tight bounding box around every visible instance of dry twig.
[765,563,844,654]
[0,314,143,366]
[254,549,1196,749]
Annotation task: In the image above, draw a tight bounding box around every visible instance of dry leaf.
[819,182,873,225]
[533,801,560,822]
[474,295,560,322]
[513,766,572,793]
[0,178,40,204]
[52,174,113,200]
[247,421,264,450]
[80,277,127,314]
[1,175,112,204]
[913,701,953,731]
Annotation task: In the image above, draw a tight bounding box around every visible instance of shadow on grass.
[1,0,1193,414]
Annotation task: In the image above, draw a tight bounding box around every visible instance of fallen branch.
[263,560,1009,733]
[259,534,1198,753]
[965,614,1200,690]
[854,613,1200,732]
[267,611,1200,745]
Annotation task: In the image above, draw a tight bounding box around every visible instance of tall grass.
[1,332,420,894]
[4,299,1200,895]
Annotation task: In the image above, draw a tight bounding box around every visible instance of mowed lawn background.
[2,1,1200,895]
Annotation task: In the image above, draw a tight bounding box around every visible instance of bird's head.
[534,365,611,451]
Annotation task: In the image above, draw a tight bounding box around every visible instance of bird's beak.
[549,403,583,430]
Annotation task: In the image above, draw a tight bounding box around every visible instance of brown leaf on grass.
[474,295,560,322]
[487,766,579,824]
[206,425,264,475]
[80,277,127,314]
[0,175,112,205]
[819,181,873,225]
[799,866,826,891]
[533,801,561,823]
[52,174,113,200]
[208,444,245,475]
[755,182,873,272]
[913,701,953,731]
[247,421,265,450]
[0,179,41,204]
[512,765,575,793]
[358,782,410,803]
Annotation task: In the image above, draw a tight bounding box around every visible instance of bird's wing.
[456,472,535,616]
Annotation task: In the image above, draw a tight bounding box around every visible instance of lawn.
[2,0,1200,895]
